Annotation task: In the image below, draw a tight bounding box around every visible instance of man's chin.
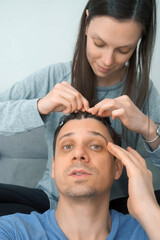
[63,187,97,199]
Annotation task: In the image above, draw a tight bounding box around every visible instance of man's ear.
[51,157,55,179]
[114,158,123,180]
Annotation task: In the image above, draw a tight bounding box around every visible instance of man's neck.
[55,195,111,240]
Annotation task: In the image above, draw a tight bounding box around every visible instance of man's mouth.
[69,169,92,177]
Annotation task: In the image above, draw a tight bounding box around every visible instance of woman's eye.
[118,49,130,54]
[94,42,104,48]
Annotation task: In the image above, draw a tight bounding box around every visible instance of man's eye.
[63,145,73,150]
[91,145,102,150]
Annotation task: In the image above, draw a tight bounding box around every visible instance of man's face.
[52,118,122,199]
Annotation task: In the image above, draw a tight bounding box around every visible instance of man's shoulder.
[109,210,149,239]
[0,209,54,228]
[0,210,66,240]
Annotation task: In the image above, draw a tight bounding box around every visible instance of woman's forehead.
[88,16,142,46]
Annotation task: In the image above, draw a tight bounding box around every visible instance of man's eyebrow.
[58,131,108,143]
[88,131,108,144]
[58,132,74,142]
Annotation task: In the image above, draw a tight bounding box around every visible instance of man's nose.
[72,147,90,163]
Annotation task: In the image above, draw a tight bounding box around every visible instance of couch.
[0,127,48,188]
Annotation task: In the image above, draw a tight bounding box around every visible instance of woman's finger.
[57,82,89,112]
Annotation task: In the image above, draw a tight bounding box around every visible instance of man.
[0,111,159,239]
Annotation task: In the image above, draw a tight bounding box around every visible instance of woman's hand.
[88,95,160,150]
[37,81,89,115]
[88,95,149,134]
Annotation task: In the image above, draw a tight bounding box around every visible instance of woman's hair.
[53,111,121,154]
[71,0,157,109]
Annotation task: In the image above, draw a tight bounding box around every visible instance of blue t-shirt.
[0,209,149,239]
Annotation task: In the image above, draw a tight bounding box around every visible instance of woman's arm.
[0,66,49,134]
[0,62,89,135]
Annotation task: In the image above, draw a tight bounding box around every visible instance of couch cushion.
[0,127,47,158]
[0,157,47,188]
[0,127,48,187]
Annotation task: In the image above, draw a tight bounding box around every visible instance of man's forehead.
[57,118,112,142]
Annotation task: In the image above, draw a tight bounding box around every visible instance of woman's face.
[86,16,143,84]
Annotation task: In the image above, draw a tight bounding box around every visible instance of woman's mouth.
[97,64,112,73]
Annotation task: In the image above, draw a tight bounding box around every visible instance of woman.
[0,0,159,214]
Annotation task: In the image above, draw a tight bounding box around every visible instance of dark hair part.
[53,111,121,154]
[72,0,156,108]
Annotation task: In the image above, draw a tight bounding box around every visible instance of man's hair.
[53,111,121,154]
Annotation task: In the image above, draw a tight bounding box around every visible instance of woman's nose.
[101,49,114,66]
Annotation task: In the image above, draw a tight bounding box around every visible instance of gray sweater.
[0,61,160,208]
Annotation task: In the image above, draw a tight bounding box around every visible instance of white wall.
[151,0,160,91]
[0,0,87,91]
[0,0,159,92]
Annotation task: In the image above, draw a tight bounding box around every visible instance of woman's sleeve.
[142,81,160,167]
[0,65,54,135]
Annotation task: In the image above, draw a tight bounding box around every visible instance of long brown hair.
[71,0,157,109]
